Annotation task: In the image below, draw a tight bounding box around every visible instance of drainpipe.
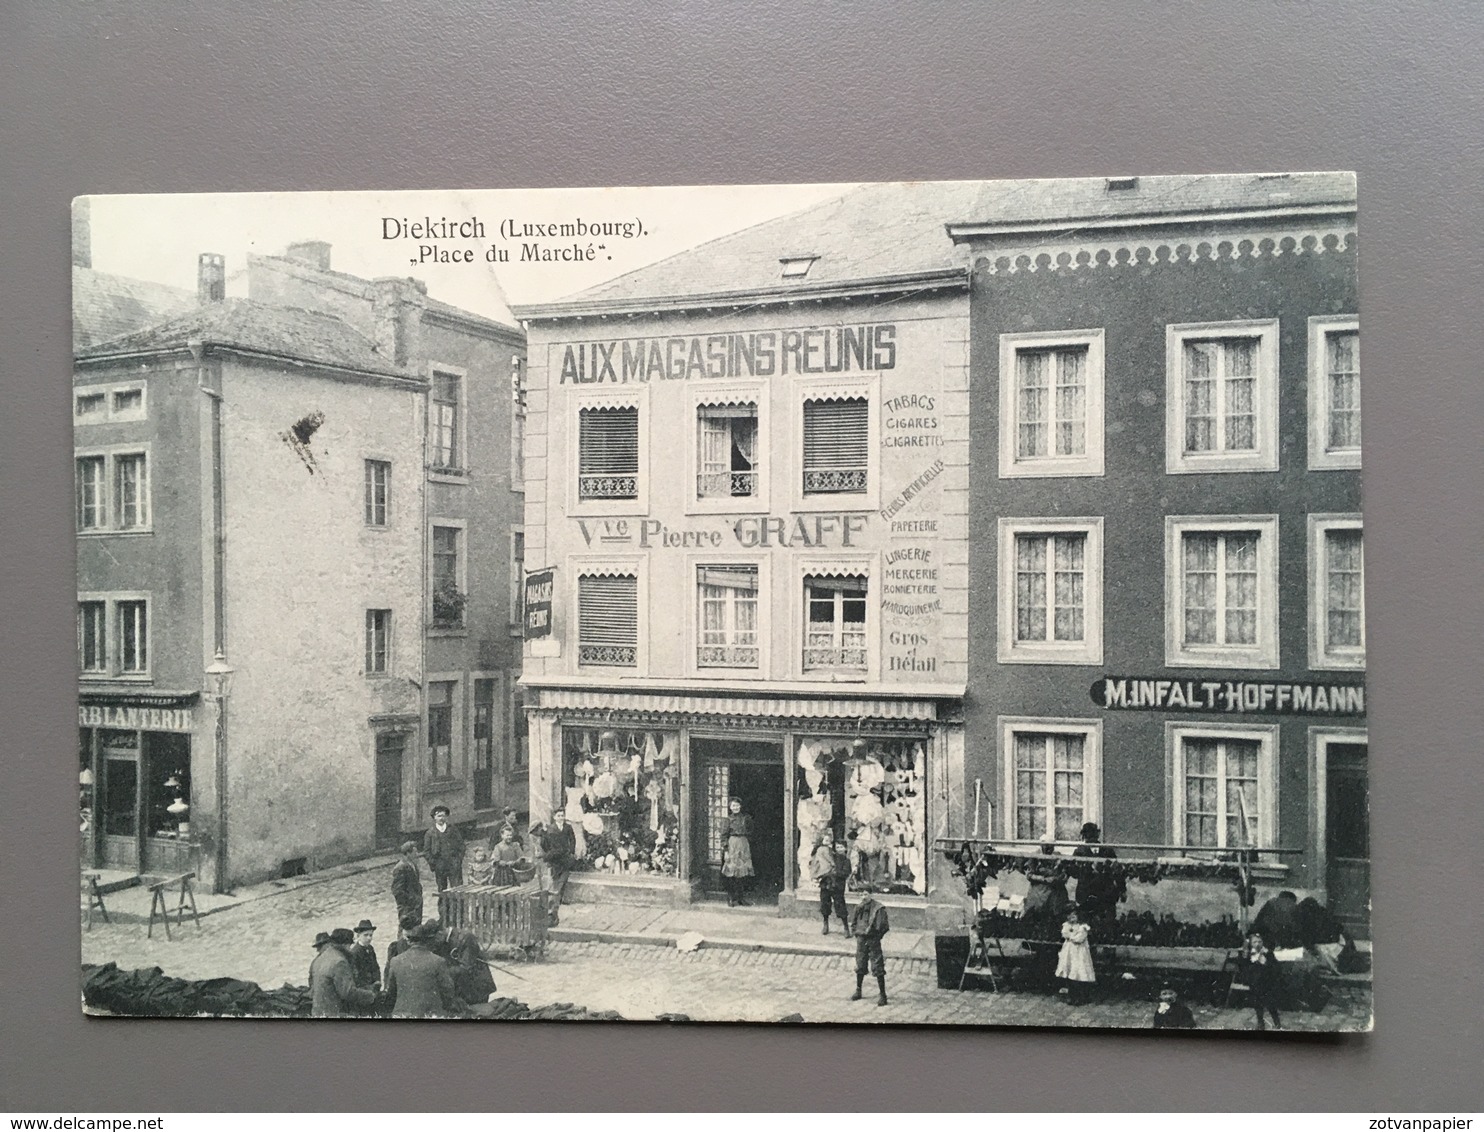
[196,343,230,892]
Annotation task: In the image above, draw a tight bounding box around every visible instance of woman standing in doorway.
[720,797,755,906]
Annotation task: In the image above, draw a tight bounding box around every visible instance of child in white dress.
[1056,909,1097,1004]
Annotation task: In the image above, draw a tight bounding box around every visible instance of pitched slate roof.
[72,266,196,353]
[518,172,1356,317]
[77,298,408,379]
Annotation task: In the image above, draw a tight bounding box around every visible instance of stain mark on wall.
[282,410,326,474]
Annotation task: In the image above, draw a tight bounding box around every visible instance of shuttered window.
[579,406,639,499]
[802,397,868,494]
[578,574,638,666]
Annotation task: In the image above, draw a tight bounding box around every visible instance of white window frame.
[998,329,1105,478]
[1309,514,1365,670]
[77,597,109,677]
[792,374,880,513]
[687,555,770,678]
[569,387,650,518]
[425,673,464,784]
[509,527,526,635]
[77,591,151,680]
[997,517,1104,665]
[364,458,392,528]
[74,382,147,425]
[998,717,1103,842]
[1165,515,1280,669]
[794,554,877,681]
[428,364,468,482]
[508,680,530,775]
[75,444,152,535]
[364,608,394,676]
[1165,319,1280,474]
[570,556,647,672]
[1167,721,1280,852]
[1307,315,1361,470]
[688,381,768,515]
[428,517,468,634]
[75,453,108,532]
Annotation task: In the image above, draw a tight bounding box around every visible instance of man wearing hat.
[1073,821,1126,936]
[348,919,382,1008]
[391,841,424,926]
[383,918,463,1018]
[309,928,378,1018]
[423,804,466,892]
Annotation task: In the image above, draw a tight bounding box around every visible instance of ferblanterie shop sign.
[79,704,194,732]
[1090,677,1365,716]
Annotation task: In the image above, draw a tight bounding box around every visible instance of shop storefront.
[79,694,204,877]
[526,686,962,924]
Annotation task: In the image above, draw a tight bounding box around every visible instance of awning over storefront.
[527,684,958,723]
[79,688,202,709]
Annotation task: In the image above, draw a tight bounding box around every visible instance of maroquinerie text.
[556,325,897,383]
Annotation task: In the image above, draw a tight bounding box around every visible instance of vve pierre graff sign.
[523,568,554,639]
[1090,676,1365,717]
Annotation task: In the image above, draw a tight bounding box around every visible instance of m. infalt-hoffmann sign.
[1090,676,1365,716]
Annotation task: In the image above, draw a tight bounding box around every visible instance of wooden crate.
[438,883,548,959]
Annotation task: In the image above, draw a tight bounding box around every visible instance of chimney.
[71,197,91,268]
[371,277,427,368]
[284,240,332,271]
[198,253,226,303]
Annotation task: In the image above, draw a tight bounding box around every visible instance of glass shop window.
[560,726,680,876]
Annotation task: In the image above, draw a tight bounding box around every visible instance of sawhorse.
[146,872,201,940]
[82,872,111,930]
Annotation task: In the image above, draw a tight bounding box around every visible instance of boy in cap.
[848,890,891,1006]
[391,841,423,925]
[809,838,853,936]
[423,805,465,891]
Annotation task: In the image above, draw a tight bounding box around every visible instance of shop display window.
[561,726,680,876]
[794,736,926,895]
[145,733,192,840]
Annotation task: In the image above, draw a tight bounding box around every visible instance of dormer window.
[1105,177,1138,193]
[780,255,818,279]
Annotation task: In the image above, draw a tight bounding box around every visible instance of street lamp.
[205,650,235,893]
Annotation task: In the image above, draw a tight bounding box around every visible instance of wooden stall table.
[142,871,200,940]
[438,881,548,959]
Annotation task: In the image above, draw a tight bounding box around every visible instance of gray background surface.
[3,0,1481,1112]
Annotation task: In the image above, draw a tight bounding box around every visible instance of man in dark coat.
[537,810,578,926]
[347,918,381,1012]
[1252,890,1304,950]
[1073,822,1126,934]
[383,919,464,1018]
[848,891,891,1006]
[391,841,423,926]
[423,805,466,891]
[309,929,378,1018]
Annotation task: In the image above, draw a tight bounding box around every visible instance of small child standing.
[1240,931,1284,1030]
[1152,984,1197,1029]
[1055,909,1097,1005]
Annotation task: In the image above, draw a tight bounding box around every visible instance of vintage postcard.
[74,175,1370,1030]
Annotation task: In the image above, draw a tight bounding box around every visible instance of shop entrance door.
[374,732,405,849]
[1326,741,1370,938]
[691,737,785,902]
[99,730,141,871]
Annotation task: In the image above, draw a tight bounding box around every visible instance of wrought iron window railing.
[697,471,757,498]
[802,467,867,494]
[577,643,637,666]
[803,646,868,671]
[697,644,759,668]
[579,474,638,499]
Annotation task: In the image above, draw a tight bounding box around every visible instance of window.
[365,609,391,674]
[76,456,106,530]
[509,529,525,630]
[1000,719,1102,842]
[511,356,527,488]
[431,370,462,472]
[1165,516,1279,668]
[427,681,455,780]
[998,519,1103,664]
[802,396,868,495]
[473,678,495,786]
[577,573,638,666]
[75,392,107,421]
[78,601,107,673]
[999,330,1105,477]
[697,404,759,499]
[803,575,868,673]
[697,565,759,668]
[430,525,464,629]
[1309,516,1365,669]
[117,600,148,674]
[113,453,149,529]
[578,405,639,500]
[112,389,144,416]
[1308,316,1360,469]
[1166,320,1279,473]
[1169,723,1278,850]
[510,684,529,771]
[364,460,390,526]
[74,384,146,423]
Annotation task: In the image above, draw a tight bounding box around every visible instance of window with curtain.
[1325,329,1361,452]
[1016,346,1088,459]
[1181,531,1258,647]
[578,406,639,499]
[696,404,758,498]
[1325,527,1365,654]
[1013,731,1087,841]
[1181,735,1262,848]
[432,372,461,470]
[1016,532,1086,643]
[802,397,868,494]
[804,575,868,671]
[1183,337,1258,454]
[696,565,759,667]
[117,600,148,674]
[578,573,638,666]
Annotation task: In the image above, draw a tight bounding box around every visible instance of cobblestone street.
[81,861,1371,1031]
